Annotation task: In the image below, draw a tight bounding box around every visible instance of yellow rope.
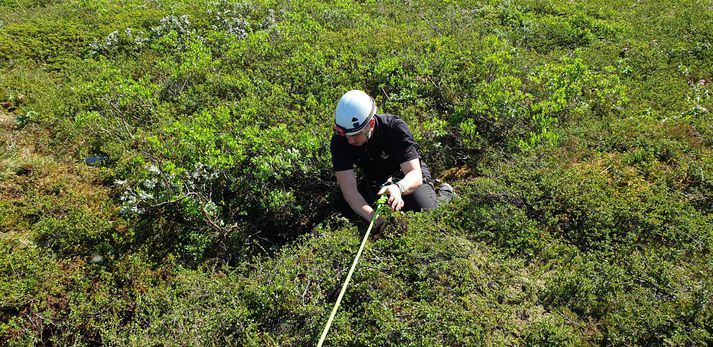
[317,196,387,347]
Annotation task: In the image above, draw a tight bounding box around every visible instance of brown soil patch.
[437,165,474,182]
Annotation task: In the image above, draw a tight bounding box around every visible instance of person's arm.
[377,158,422,210]
[335,169,376,221]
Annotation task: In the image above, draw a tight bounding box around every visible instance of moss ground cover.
[1,0,711,345]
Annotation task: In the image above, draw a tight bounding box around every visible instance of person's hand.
[374,216,387,234]
[377,184,404,211]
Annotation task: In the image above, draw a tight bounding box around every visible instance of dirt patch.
[1,110,21,158]
[0,109,50,160]
[0,110,15,128]
[437,165,474,182]
[1,110,17,155]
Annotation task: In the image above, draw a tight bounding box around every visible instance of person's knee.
[403,183,438,212]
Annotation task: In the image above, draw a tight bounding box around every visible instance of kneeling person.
[330,90,438,225]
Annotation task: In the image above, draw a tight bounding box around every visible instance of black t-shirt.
[330,113,432,183]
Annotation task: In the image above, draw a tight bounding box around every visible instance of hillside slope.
[1,0,712,345]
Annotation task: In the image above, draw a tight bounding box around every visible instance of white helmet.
[334,90,376,136]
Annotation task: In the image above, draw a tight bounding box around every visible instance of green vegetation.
[1,0,711,345]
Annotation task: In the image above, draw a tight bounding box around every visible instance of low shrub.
[0,0,711,344]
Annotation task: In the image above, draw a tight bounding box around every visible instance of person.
[330,90,452,228]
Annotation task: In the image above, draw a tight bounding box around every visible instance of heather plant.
[1,0,712,345]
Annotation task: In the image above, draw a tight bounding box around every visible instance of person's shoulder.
[378,113,401,121]
[378,113,406,127]
[378,113,412,134]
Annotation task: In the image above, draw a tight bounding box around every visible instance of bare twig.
[599,165,612,175]
[380,86,390,99]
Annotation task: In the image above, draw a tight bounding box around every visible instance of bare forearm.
[398,169,423,195]
[343,189,374,221]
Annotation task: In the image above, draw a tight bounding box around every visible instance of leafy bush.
[1,0,712,344]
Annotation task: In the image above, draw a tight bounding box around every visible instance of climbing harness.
[316,194,388,347]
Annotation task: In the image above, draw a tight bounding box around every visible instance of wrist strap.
[395,181,406,193]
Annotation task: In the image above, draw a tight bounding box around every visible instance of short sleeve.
[330,134,354,171]
[388,118,421,164]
